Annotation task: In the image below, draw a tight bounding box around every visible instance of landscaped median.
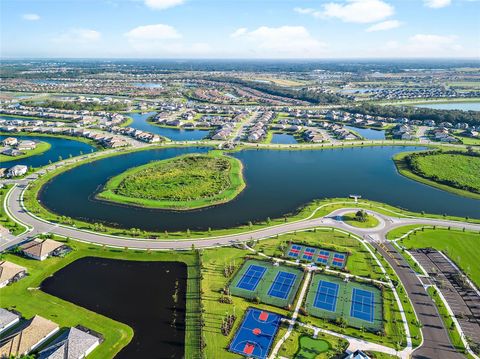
[96,151,245,210]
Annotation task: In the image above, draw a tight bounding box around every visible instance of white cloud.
[424,0,452,8]
[380,34,463,57]
[321,0,394,23]
[52,29,101,44]
[231,26,327,58]
[231,28,248,38]
[366,20,402,32]
[22,13,40,21]
[144,0,184,10]
[294,7,322,17]
[125,24,181,41]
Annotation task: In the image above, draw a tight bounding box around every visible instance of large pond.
[38,146,480,232]
[345,126,385,140]
[413,102,480,111]
[0,135,96,168]
[129,112,209,141]
[41,257,187,358]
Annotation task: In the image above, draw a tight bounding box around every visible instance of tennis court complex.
[286,244,348,269]
[229,308,281,359]
[304,273,383,331]
[229,259,304,308]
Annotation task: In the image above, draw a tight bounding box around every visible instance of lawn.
[0,141,51,162]
[255,228,386,281]
[0,184,26,235]
[277,326,348,358]
[97,151,245,210]
[0,239,201,359]
[394,150,480,199]
[342,212,380,228]
[398,227,480,288]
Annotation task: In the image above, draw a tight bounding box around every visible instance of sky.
[1,0,479,59]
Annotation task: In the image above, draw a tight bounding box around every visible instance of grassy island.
[342,210,380,228]
[394,150,480,199]
[97,152,245,210]
[0,141,51,162]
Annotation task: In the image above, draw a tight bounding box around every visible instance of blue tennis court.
[350,288,374,323]
[236,265,267,291]
[288,244,302,257]
[229,308,281,359]
[313,280,339,312]
[302,247,315,261]
[332,253,346,268]
[267,271,297,299]
[316,250,330,264]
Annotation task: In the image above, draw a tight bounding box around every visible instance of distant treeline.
[344,103,480,126]
[208,77,345,104]
[22,100,127,112]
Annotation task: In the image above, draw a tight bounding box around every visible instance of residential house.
[7,165,28,177]
[17,140,37,150]
[19,238,70,261]
[38,326,101,359]
[0,308,20,334]
[0,315,59,357]
[2,137,18,146]
[0,260,27,288]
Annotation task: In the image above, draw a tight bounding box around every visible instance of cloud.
[382,34,463,57]
[52,29,101,44]
[424,0,452,8]
[321,0,394,23]
[230,26,327,58]
[22,13,40,21]
[366,20,402,32]
[125,24,181,41]
[294,7,322,17]
[231,28,248,38]
[144,0,184,10]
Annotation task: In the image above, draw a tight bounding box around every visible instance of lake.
[41,257,187,359]
[345,126,386,140]
[413,102,480,111]
[38,146,480,232]
[129,112,209,141]
[0,135,96,168]
[270,133,298,144]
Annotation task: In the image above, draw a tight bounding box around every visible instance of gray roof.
[0,308,19,331]
[38,327,99,359]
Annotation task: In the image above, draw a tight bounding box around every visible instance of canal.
[38,146,480,232]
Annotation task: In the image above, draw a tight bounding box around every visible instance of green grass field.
[394,151,480,200]
[256,229,385,281]
[342,212,380,228]
[398,227,480,288]
[0,141,51,162]
[0,185,25,235]
[97,152,245,210]
[0,239,201,359]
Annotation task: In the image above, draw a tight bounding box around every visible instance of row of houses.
[245,111,275,142]
[0,125,130,149]
[106,126,162,143]
[0,309,101,359]
[1,137,37,157]
[431,128,460,143]
[391,124,417,140]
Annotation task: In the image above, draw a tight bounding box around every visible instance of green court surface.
[229,259,304,308]
[304,273,383,332]
[294,336,330,359]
